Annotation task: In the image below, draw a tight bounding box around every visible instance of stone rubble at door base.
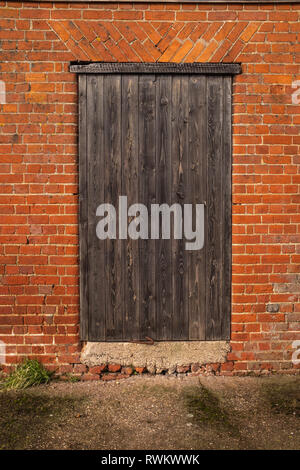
[57,361,299,382]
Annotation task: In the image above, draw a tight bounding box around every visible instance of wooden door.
[73,62,241,342]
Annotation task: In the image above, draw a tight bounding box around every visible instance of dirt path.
[0,374,299,450]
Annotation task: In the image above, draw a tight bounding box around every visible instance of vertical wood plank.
[79,74,89,341]
[122,75,140,340]
[87,75,105,341]
[222,76,232,340]
[188,75,207,340]
[206,76,223,340]
[171,75,189,340]
[103,74,123,341]
[138,75,157,339]
[156,75,172,340]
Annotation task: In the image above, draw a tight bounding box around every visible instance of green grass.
[1,359,54,390]
[62,373,81,383]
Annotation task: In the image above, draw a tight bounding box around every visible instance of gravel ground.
[0,374,299,450]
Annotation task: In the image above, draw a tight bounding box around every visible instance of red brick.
[82,374,100,381]
[73,364,87,374]
[108,364,121,373]
[89,365,107,374]
[221,362,234,372]
[0,2,298,378]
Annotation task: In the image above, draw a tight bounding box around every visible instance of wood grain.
[87,75,105,341]
[103,75,123,340]
[79,71,233,342]
[122,75,140,340]
[79,74,88,341]
[188,75,207,340]
[138,75,157,340]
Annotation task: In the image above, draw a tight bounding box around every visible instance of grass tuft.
[62,373,81,383]
[1,359,54,391]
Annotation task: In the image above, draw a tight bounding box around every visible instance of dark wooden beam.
[70,62,242,75]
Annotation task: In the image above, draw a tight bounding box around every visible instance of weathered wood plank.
[103,74,123,341]
[78,74,88,341]
[171,75,189,340]
[222,76,232,341]
[138,75,157,340]
[156,75,172,340]
[87,75,105,341]
[122,75,140,341]
[206,76,224,341]
[188,75,207,340]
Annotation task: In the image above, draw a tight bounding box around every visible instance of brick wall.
[0,1,300,377]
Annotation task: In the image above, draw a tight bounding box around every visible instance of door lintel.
[70,62,242,75]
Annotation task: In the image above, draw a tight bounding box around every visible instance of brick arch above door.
[48,19,261,63]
